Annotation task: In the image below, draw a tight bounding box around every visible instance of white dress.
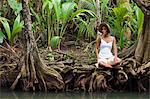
[99,37,113,59]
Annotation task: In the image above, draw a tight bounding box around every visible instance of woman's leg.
[98,58,112,68]
[107,56,121,66]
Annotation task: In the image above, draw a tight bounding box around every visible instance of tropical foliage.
[42,0,96,49]
[108,1,144,49]
[8,0,22,15]
[0,0,144,50]
[0,0,23,46]
[0,15,24,45]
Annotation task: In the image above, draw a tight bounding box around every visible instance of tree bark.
[20,0,64,91]
[96,0,101,29]
[133,0,150,63]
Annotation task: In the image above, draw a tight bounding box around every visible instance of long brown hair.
[98,22,110,34]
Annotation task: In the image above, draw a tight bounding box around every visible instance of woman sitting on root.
[95,22,121,68]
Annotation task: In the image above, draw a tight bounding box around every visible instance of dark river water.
[0,89,149,99]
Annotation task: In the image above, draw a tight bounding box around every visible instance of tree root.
[10,65,25,90]
[118,42,137,59]
[38,70,47,92]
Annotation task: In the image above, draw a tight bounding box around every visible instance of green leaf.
[78,0,96,11]
[70,9,96,21]
[112,7,128,22]
[50,36,60,49]
[0,31,5,43]
[135,6,144,37]
[12,14,24,41]
[47,53,55,61]
[1,20,11,41]
[8,0,22,15]
[62,2,77,22]
[0,17,9,22]
[51,0,61,21]
[42,0,53,21]
[101,0,109,12]
[42,0,53,11]
[120,28,125,49]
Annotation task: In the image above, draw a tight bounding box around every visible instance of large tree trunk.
[10,0,64,91]
[96,0,101,24]
[133,0,150,63]
[96,0,101,32]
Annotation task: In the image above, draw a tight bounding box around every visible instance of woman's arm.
[113,37,118,57]
[96,35,101,61]
[113,37,119,63]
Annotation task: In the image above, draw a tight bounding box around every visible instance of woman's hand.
[97,56,100,62]
[114,56,119,64]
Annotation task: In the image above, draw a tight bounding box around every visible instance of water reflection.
[0,89,149,99]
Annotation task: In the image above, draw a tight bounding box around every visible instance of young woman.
[95,22,121,68]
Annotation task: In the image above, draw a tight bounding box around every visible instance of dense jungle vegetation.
[0,0,149,92]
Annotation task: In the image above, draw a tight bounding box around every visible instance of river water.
[0,89,149,99]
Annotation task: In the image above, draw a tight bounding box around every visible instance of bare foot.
[111,61,120,66]
[104,64,112,68]
[99,62,112,68]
